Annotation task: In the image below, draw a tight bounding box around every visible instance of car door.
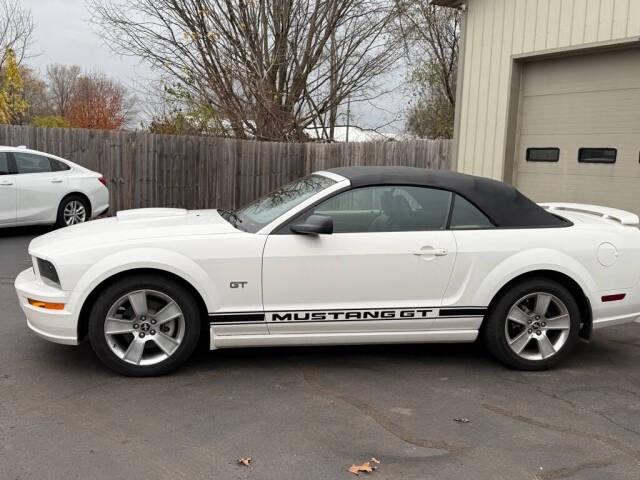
[440,194,498,320]
[13,152,69,224]
[0,152,16,224]
[262,185,458,334]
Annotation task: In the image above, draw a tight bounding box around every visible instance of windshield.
[225,174,336,233]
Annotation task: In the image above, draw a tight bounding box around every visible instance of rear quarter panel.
[67,174,108,217]
[446,222,640,308]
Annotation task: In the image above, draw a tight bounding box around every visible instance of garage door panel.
[523,49,640,96]
[517,133,640,177]
[516,173,638,213]
[518,162,640,178]
[520,89,640,135]
[515,47,640,214]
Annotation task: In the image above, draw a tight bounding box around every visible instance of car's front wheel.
[88,274,201,376]
[483,278,581,370]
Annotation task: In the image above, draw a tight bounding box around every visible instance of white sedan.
[0,146,109,228]
[14,166,640,376]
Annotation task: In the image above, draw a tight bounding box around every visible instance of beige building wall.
[456,0,640,180]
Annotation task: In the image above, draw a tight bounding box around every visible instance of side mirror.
[291,214,333,235]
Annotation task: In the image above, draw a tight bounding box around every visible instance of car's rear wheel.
[483,278,581,370]
[56,195,89,227]
[88,275,201,376]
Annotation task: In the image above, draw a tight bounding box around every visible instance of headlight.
[36,258,61,287]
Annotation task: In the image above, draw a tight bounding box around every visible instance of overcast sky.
[22,0,409,133]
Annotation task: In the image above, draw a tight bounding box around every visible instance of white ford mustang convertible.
[14,167,640,376]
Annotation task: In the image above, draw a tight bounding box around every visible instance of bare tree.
[20,65,52,124]
[0,0,35,66]
[89,0,400,141]
[394,1,459,138]
[139,76,229,136]
[46,64,81,117]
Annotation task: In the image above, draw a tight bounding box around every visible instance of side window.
[578,148,616,164]
[526,148,559,162]
[0,152,9,175]
[14,152,53,174]
[449,195,493,230]
[50,158,70,171]
[312,185,453,233]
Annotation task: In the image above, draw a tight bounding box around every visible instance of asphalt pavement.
[1,227,640,479]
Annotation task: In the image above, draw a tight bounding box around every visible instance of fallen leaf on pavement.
[454,417,470,424]
[371,457,380,464]
[238,457,252,466]
[348,462,374,475]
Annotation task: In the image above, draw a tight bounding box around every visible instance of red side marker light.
[98,177,108,187]
[602,294,626,302]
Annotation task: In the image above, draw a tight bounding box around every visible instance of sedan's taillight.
[98,177,108,187]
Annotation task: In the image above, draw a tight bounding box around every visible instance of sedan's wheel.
[88,275,201,376]
[483,278,581,370]
[64,200,86,225]
[56,195,89,227]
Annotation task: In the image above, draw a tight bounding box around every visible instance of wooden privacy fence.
[0,125,453,212]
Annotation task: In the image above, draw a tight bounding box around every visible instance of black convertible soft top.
[327,166,568,228]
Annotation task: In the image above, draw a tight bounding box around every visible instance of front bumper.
[14,268,80,345]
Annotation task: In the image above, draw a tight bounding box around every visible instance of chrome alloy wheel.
[504,292,571,361]
[63,200,87,225]
[104,290,185,366]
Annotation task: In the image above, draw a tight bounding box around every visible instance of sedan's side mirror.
[291,214,333,235]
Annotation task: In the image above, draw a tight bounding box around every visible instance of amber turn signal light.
[28,298,65,310]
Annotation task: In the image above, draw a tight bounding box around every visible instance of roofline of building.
[429,0,467,8]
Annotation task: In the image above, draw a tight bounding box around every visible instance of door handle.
[413,247,449,257]
[0,179,13,186]
[50,178,63,183]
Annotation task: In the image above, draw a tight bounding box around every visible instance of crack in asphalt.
[563,385,640,402]
[496,377,640,438]
[535,458,616,480]
[597,411,640,437]
[482,403,640,459]
[495,374,580,409]
[301,367,466,454]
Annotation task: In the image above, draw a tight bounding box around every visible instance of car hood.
[29,208,237,258]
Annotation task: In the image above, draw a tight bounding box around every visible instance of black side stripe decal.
[439,308,487,317]
[209,307,487,324]
[209,313,265,323]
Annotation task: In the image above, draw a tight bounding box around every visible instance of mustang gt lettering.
[268,309,438,322]
[14,166,640,376]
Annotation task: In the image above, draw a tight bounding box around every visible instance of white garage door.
[514,48,640,214]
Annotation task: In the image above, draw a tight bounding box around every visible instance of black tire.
[56,194,89,228]
[482,278,581,370]
[88,274,201,376]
